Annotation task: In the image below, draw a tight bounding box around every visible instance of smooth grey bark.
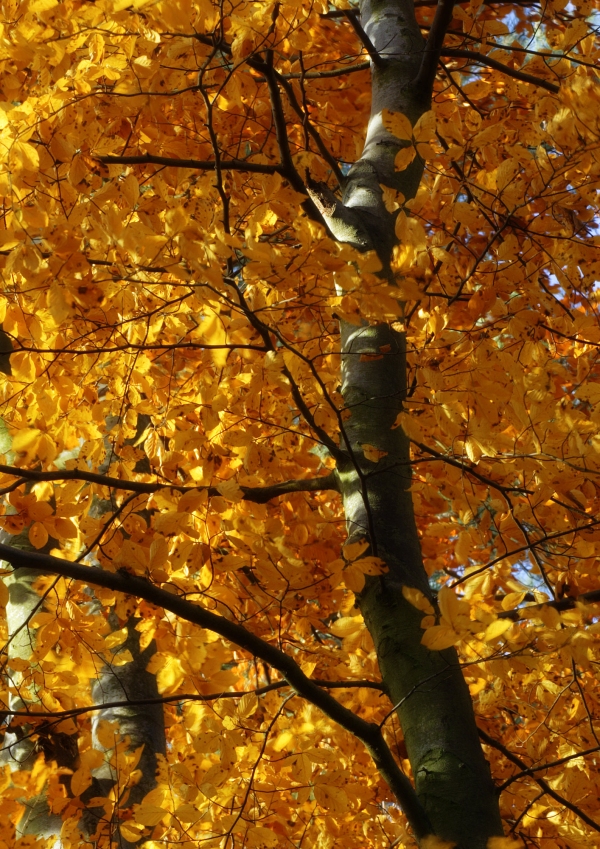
[0,459,165,847]
[330,0,504,845]
[81,617,166,848]
[0,538,77,841]
[79,486,166,846]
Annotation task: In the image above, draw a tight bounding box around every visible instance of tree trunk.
[333,0,504,845]
[339,323,502,846]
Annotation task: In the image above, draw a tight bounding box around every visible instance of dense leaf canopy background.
[1,0,600,846]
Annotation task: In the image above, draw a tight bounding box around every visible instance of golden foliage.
[0,0,599,846]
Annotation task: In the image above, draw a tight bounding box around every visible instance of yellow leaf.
[483,619,511,642]
[382,109,413,140]
[147,653,185,694]
[413,110,436,142]
[246,827,278,847]
[0,579,7,608]
[430,246,452,264]
[13,141,40,172]
[501,591,526,611]
[421,625,461,651]
[121,173,140,208]
[174,804,202,824]
[216,478,244,501]
[313,784,349,814]
[354,555,386,575]
[343,564,366,593]
[273,730,294,752]
[96,720,119,749]
[464,437,484,463]
[343,539,369,561]
[437,586,470,629]
[395,145,417,171]
[422,837,456,849]
[54,517,78,539]
[237,692,259,718]
[135,804,168,826]
[149,536,169,569]
[104,627,129,650]
[12,428,41,455]
[416,141,437,160]
[403,585,435,615]
[110,649,134,666]
[361,443,388,462]
[201,312,229,367]
[120,822,144,842]
[29,522,49,550]
[329,615,364,637]
[71,766,93,797]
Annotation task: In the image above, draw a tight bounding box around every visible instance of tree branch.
[411,440,532,495]
[343,10,384,67]
[15,341,268,355]
[496,744,600,791]
[498,585,600,621]
[258,56,308,195]
[0,465,340,501]
[478,727,600,833]
[442,48,560,93]
[0,679,385,720]
[0,544,431,840]
[414,0,456,95]
[96,153,282,175]
[270,67,344,184]
[282,61,370,80]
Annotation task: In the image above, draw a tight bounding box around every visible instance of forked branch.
[0,543,432,840]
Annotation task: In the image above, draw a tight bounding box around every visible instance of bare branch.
[0,465,340,501]
[259,55,308,194]
[282,61,370,80]
[0,678,384,720]
[442,47,560,93]
[411,440,532,495]
[272,68,344,184]
[343,10,384,67]
[414,0,456,95]
[496,744,600,791]
[479,727,600,832]
[0,544,431,839]
[15,341,268,355]
[498,585,600,621]
[96,152,282,175]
